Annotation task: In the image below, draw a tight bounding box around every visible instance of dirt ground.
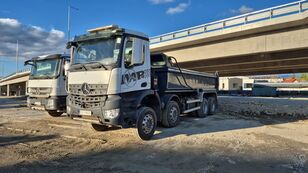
[0,96,307,173]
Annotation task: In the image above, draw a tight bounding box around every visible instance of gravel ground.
[219,96,308,119]
[0,96,307,173]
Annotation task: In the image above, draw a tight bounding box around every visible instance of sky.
[0,0,298,77]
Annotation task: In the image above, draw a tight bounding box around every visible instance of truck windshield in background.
[73,37,122,66]
[30,58,61,79]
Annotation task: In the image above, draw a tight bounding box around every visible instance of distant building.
[220,76,283,91]
[219,77,243,91]
[282,77,298,83]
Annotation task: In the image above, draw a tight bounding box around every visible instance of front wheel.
[136,107,157,140]
[47,111,63,117]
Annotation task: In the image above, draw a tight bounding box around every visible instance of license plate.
[79,110,92,116]
[34,102,41,106]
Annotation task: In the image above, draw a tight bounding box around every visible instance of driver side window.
[124,37,133,67]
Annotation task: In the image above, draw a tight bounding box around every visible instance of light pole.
[16,40,19,73]
[67,0,79,42]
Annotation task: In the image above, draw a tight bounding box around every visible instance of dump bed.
[151,54,218,93]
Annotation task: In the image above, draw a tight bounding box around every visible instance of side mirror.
[66,41,77,49]
[131,38,144,66]
[64,62,71,76]
[24,60,35,66]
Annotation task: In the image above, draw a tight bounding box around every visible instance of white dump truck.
[66,25,218,140]
[25,54,70,117]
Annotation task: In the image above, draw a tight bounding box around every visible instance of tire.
[91,123,108,131]
[162,101,180,128]
[136,107,157,140]
[208,97,217,115]
[195,98,209,118]
[48,111,63,117]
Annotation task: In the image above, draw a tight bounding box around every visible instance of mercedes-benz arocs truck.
[66,25,218,140]
[25,54,70,117]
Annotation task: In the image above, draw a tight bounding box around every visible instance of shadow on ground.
[152,113,306,140]
[0,97,27,109]
[0,134,58,147]
[0,140,306,173]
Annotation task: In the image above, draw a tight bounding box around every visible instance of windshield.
[73,37,122,66]
[30,58,61,79]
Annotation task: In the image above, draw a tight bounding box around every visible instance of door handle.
[141,82,147,87]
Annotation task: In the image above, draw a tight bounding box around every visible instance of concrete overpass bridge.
[0,69,30,96]
[150,0,308,76]
[1,0,308,95]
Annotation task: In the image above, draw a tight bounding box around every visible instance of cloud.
[230,5,254,14]
[148,0,175,4]
[166,2,189,15]
[0,18,66,59]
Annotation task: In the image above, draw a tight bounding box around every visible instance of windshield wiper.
[85,62,108,70]
[72,63,88,71]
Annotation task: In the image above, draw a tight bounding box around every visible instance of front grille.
[29,87,51,96]
[69,84,107,96]
[69,84,108,109]
[69,95,106,109]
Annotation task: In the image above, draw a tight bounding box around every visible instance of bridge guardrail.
[0,68,31,82]
[150,0,308,44]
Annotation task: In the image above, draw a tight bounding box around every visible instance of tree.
[299,73,308,82]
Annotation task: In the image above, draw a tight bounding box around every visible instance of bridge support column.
[26,81,28,95]
[6,84,10,96]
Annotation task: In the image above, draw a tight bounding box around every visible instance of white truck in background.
[66,25,218,140]
[25,54,70,117]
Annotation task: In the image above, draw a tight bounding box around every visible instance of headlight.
[67,106,71,114]
[47,99,54,107]
[103,109,120,119]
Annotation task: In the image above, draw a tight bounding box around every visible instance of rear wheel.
[162,101,180,128]
[91,123,108,131]
[195,98,209,118]
[136,107,157,140]
[208,97,217,115]
[47,111,62,117]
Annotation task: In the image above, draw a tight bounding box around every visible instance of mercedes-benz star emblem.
[35,88,40,95]
[81,83,91,95]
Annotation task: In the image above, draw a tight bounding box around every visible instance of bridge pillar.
[26,81,28,95]
[6,84,10,96]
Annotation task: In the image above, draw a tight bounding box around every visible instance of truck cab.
[25,54,70,117]
[66,25,218,140]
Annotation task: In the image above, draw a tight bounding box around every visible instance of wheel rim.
[142,113,154,134]
[203,100,208,113]
[169,106,178,123]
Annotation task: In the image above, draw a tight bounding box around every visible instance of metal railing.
[150,0,308,44]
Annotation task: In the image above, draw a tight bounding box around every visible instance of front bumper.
[27,96,66,111]
[67,95,122,126]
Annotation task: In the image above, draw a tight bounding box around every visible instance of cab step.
[183,106,201,113]
[186,99,201,104]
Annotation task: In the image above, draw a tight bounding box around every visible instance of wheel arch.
[203,91,217,99]
[161,94,181,110]
[137,90,162,122]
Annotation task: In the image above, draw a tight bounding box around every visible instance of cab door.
[121,36,151,93]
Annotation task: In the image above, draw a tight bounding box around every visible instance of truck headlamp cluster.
[66,106,71,114]
[47,99,55,107]
[103,109,120,119]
